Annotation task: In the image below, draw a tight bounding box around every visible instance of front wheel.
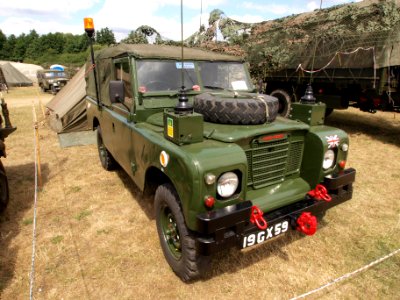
[155,184,209,281]
[0,161,9,213]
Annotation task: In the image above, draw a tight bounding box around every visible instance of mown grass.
[0,87,399,299]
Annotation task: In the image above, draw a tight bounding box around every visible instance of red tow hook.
[250,206,268,230]
[296,212,317,235]
[308,184,332,202]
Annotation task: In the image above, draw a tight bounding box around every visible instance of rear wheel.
[270,89,292,118]
[155,184,209,281]
[96,126,117,171]
[0,161,9,213]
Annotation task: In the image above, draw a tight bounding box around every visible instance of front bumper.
[196,168,356,255]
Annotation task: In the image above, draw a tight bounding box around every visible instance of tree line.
[0,26,172,68]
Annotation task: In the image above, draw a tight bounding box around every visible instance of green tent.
[0,62,33,87]
[46,67,87,133]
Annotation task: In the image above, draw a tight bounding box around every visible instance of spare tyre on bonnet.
[194,92,278,125]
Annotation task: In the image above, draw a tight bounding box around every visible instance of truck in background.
[245,0,400,116]
[264,64,400,117]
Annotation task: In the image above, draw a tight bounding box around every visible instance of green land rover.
[37,69,69,94]
[85,44,356,281]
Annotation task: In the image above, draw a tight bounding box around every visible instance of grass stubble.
[0,87,399,299]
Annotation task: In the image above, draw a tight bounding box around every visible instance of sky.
[0,0,362,41]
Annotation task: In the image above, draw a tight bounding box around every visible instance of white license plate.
[242,220,290,248]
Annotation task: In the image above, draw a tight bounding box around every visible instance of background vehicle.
[37,69,69,94]
[85,43,355,281]
[246,0,400,116]
[187,1,400,117]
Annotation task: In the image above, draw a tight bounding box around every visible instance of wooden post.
[32,102,43,189]
[35,89,46,119]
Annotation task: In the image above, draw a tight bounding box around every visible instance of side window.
[115,61,133,103]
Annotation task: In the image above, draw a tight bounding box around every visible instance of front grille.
[245,136,304,189]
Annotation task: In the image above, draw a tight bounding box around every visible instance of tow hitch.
[296,212,317,235]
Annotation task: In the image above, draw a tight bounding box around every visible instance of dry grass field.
[1,87,399,299]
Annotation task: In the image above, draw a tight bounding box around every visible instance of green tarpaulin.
[0,62,33,87]
[46,67,87,133]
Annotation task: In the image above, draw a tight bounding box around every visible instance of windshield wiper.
[203,85,225,90]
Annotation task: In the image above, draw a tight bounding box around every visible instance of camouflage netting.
[188,0,400,79]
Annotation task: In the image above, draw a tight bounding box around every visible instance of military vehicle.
[37,69,69,94]
[186,1,400,116]
[247,0,400,116]
[0,95,16,213]
[84,42,356,281]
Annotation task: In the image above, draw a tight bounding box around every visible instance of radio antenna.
[200,0,203,31]
[181,0,184,88]
[175,0,193,113]
[309,0,323,83]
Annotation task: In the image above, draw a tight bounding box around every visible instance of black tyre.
[270,89,292,118]
[193,93,278,125]
[155,184,209,281]
[325,108,334,117]
[40,85,46,93]
[96,126,117,171]
[51,85,57,95]
[0,161,9,213]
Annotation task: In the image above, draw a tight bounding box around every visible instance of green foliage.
[121,25,162,44]
[0,27,114,67]
[209,9,224,25]
[122,30,148,44]
[0,30,9,59]
[96,27,116,45]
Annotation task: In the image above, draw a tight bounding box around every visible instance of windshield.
[136,60,198,92]
[44,72,67,78]
[198,62,252,91]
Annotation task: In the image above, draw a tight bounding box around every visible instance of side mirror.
[109,80,125,103]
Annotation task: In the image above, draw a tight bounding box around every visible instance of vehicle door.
[109,58,136,176]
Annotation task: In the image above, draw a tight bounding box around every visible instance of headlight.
[217,172,239,198]
[323,149,335,170]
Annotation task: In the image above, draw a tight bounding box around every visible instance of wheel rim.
[160,205,182,260]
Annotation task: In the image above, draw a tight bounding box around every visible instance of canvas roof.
[188,0,400,76]
[85,44,243,106]
[246,0,400,75]
[0,62,33,86]
[46,66,87,133]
